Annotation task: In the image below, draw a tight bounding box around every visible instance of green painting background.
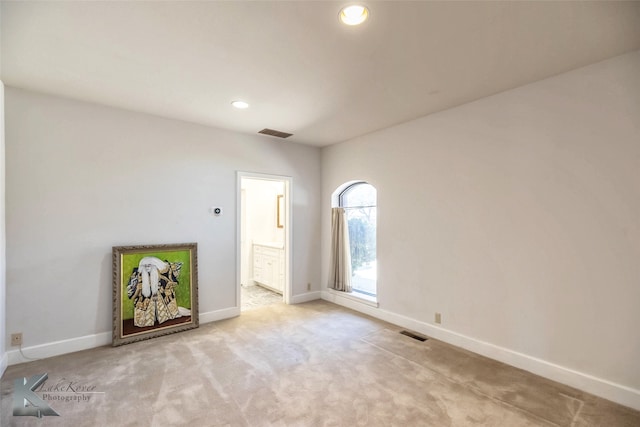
[121,249,192,320]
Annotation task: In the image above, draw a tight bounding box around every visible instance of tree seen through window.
[339,183,377,297]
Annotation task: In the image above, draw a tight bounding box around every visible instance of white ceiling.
[2,1,640,147]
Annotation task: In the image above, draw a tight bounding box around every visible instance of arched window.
[339,182,377,297]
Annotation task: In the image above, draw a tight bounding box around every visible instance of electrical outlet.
[307,282,311,291]
[11,333,23,346]
[435,313,442,324]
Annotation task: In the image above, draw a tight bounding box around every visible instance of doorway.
[237,172,291,311]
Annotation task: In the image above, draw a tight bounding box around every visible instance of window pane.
[345,206,376,296]
[341,183,376,208]
[340,183,377,297]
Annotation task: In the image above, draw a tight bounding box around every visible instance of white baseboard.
[290,291,321,304]
[0,352,8,378]
[321,290,640,411]
[7,332,112,366]
[6,307,240,367]
[323,288,378,307]
[199,306,240,324]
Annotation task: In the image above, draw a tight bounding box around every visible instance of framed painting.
[112,242,198,346]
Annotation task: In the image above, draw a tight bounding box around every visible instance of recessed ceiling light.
[231,100,249,109]
[339,5,369,26]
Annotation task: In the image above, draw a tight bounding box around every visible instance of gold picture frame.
[112,242,199,346]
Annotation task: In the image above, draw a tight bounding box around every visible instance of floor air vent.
[258,128,293,139]
[400,330,428,342]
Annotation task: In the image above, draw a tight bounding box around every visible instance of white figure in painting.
[138,257,168,298]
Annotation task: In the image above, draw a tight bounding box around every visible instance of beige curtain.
[329,207,352,292]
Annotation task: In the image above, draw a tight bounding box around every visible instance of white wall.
[322,51,640,408]
[0,81,7,376]
[4,88,321,358]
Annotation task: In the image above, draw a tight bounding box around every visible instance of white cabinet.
[253,243,284,294]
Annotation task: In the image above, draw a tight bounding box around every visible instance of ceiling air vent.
[258,128,293,139]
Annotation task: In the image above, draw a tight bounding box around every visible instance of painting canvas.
[113,243,198,346]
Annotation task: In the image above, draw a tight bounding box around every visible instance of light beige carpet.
[1,300,638,426]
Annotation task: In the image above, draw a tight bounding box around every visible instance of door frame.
[236,171,292,307]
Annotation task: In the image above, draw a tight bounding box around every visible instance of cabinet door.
[277,251,285,292]
[253,246,264,284]
[263,255,276,288]
[252,245,284,293]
